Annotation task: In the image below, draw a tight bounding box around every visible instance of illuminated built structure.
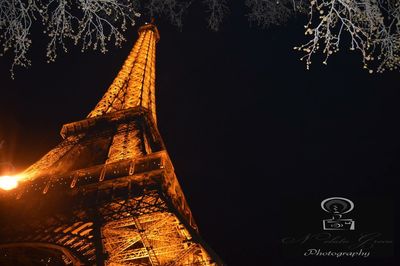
[0,23,222,265]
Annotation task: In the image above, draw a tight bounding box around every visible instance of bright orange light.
[0,175,19,190]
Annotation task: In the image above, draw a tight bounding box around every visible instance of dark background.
[0,3,399,266]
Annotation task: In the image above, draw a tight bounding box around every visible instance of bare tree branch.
[246,0,298,27]
[293,0,399,73]
[203,0,228,31]
[0,0,140,77]
[142,0,191,28]
[0,0,399,77]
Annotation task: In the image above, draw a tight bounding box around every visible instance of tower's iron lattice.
[0,23,222,266]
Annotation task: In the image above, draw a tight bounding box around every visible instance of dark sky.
[0,3,399,266]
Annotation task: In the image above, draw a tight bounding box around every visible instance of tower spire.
[88,22,160,123]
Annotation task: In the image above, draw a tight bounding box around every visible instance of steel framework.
[0,22,223,266]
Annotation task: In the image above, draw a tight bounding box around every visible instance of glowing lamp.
[0,175,19,190]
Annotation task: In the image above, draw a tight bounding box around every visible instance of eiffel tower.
[0,22,223,266]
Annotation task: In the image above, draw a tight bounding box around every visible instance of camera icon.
[323,218,355,230]
[321,197,355,231]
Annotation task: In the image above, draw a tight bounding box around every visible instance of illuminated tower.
[0,23,222,266]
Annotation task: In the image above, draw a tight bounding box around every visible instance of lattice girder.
[0,22,223,266]
[102,206,215,266]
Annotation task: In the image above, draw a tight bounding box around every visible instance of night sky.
[0,3,399,266]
